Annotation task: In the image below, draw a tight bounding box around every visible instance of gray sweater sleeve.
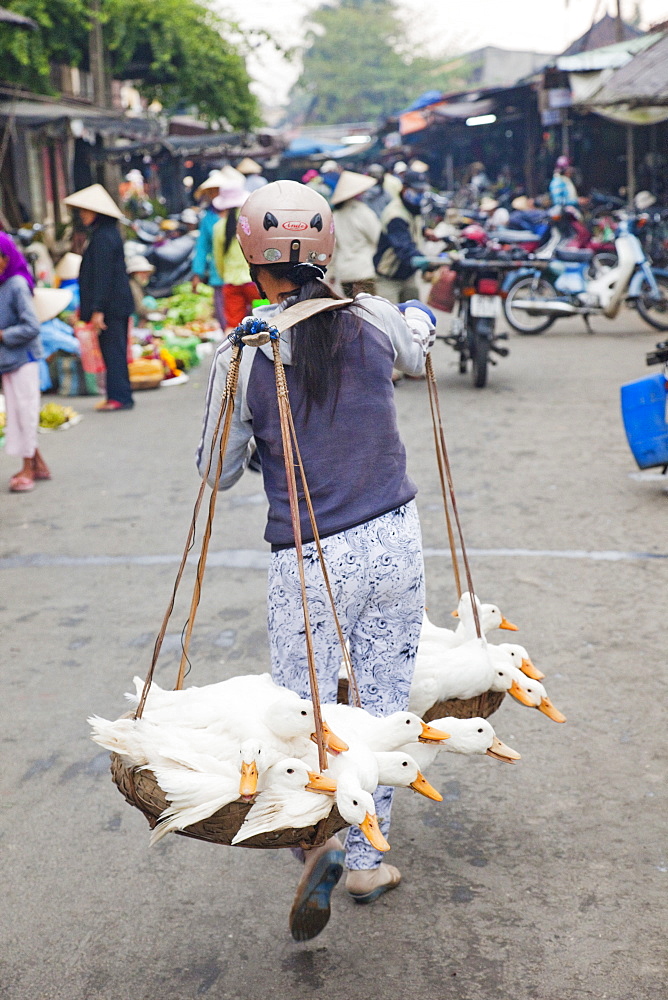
[196,347,254,490]
[1,278,40,348]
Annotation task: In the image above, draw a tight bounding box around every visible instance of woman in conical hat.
[329,171,381,299]
[63,184,135,411]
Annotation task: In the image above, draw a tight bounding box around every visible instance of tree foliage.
[290,0,441,125]
[0,0,259,129]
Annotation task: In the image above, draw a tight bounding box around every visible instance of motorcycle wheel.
[470,319,491,388]
[504,275,558,335]
[636,273,668,331]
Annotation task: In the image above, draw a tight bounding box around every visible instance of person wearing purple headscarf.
[0,233,50,492]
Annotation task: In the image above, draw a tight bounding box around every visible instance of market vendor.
[198,180,436,941]
[63,183,135,412]
[126,254,156,325]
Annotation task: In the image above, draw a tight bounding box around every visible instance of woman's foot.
[32,450,51,481]
[9,472,34,492]
[289,837,345,942]
[10,457,35,492]
[346,863,402,904]
[95,400,133,411]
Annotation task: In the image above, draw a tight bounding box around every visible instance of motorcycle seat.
[494,228,542,243]
[148,235,195,266]
[555,247,593,263]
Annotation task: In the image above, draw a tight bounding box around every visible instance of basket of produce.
[128,357,164,390]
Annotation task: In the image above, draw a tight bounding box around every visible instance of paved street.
[1,306,666,1000]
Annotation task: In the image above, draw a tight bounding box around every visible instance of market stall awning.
[567,31,668,125]
[0,96,161,139]
[587,32,668,108]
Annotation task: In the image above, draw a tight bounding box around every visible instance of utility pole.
[616,0,625,42]
[89,0,107,108]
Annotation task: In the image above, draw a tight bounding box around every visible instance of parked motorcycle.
[503,215,668,334]
[429,252,519,387]
[145,233,196,298]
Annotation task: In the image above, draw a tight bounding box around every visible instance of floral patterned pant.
[268,501,425,869]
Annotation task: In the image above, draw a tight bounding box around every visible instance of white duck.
[373,751,443,800]
[412,636,498,704]
[90,715,283,799]
[321,703,449,752]
[492,642,545,681]
[149,754,255,845]
[301,739,443,802]
[400,716,521,767]
[129,684,348,760]
[332,770,391,852]
[492,668,566,722]
[420,591,518,650]
[230,758,338,845]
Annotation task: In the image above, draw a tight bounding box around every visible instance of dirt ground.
[1,305,666,999]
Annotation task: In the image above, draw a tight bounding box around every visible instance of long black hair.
[223,208,239,255]
[250,261,361,420]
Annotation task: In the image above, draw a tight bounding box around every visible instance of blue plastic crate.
[621,372,668,469]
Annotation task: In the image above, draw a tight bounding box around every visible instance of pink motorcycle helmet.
[236,180,335,266]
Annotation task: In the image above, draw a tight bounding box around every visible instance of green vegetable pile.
[163,283,214,326]
[39,402,78,429]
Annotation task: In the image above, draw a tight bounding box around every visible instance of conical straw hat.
[195,170,225,198]
[63,183,124,220]
[219,165,245,188]
[330,170,377,206]
[54,252,82,281]
[32,287,73,324]
[236,157,263,175]
[126,254,155,275]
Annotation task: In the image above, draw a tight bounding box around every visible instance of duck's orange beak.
[418,721,450,743]
[500,617,519,631]
[410,771,443,801]
[239,760,258,799]
[508,679,535,707]
[520,656,545,681]
[311,721,349,755]
[451,609,459,618]
[359,813,391,852]
[538,697,566,723]
[485,736,521,763]
[305,771,338,795]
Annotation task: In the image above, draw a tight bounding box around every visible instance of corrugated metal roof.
[588,32,668,106]
[558,31,659,72]
[560,13,643,57]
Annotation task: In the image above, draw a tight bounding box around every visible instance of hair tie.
[286,262,327,285]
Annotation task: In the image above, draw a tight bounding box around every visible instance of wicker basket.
[336,679,505,721]
[110,753,348,850]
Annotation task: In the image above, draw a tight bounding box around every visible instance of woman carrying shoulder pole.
[197,181,436,941]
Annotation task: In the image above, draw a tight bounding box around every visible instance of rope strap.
[424,353,482,639]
